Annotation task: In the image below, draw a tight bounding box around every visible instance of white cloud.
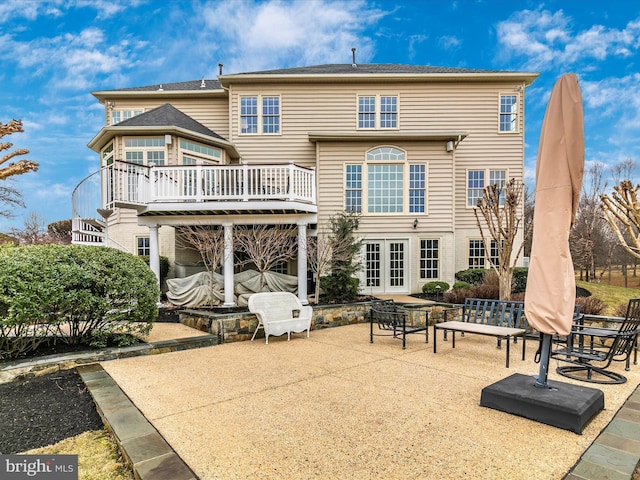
[439,35,461,50]
[581,74,640,130]
[0,0,50,22]
[496,7,640,71]
[200,0,386,72]
[0,26,142,91]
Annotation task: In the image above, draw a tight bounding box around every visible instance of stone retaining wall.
[178,301,450,344]
[180,302,372,344]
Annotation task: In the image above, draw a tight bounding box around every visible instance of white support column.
[297,222,309,305]
[223,222,235,307]
[148,224,160,286]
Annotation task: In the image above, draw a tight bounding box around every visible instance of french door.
[363,240,409,294]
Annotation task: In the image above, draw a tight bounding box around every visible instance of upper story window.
[358,95,398,129]
[499,95,518,132]
[240,95,280,134]
[102,143,114,165]
[111,109,143,125]
[124,137,165,166]
[467,169,507,207]
[345,146,426,214]
[179,140,221,164]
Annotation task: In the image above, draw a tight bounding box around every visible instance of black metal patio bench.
[433,298,528,368]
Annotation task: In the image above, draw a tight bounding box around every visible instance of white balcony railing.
[73,160,316,220]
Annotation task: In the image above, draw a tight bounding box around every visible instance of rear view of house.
[72,62,538,304]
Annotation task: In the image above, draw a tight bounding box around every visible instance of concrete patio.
[81,321,640,479]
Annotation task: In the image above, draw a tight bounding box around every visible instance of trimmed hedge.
[454,267,529,294]
[512,267,529,294]
[454,269,489,286]
[422,281,450,295]
[0,245,159,359]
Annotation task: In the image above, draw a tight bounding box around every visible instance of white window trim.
[344,163,363,213]
[136,235,150,256]
[101,142,114,167]
[466,168,508,209]
[238,94,282,136]
[356,94,400,130]
[124,136,166,166]
[111,108,144,125]
[498,93,520,134]
[179,139,222,164]
[344,148,428,215]
[468,238,499,269]
[419,237,440,280]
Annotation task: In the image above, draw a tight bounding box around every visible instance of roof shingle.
[116,103,226,140]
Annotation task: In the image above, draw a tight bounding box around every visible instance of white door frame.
[362,239,409,294]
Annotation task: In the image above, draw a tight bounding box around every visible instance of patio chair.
[551,298,640,384]
[369,299,428,349]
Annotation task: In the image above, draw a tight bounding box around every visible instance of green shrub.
[452,281,472,290]
[320,272,360,303]
[454,269,489,286]
[422,281,450,295]
[141,255,170,284]
[512,267,529,294]
[0,245,159,358]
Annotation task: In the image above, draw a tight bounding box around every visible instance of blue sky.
[1,0,640,231]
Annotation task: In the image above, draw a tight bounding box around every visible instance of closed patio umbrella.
[524,73,584,388]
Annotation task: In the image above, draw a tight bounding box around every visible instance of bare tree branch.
[176,225,226,306]
[234,225,298,290]
[601,180,640,260]
[474,178,528,299]
[0,120,38,180]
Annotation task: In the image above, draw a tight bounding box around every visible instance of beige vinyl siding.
[315,141,454,233]
[229,81,524,192]
[95,74,529,292]
[230,83,361,167]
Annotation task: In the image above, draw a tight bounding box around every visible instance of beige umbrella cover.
[525,73,584,336]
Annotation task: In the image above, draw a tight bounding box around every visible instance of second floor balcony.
[73,160,317,224]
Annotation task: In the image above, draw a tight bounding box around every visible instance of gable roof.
[93,64,538,101]
[235,64,510,75]
[116,103,225,140]
[219,63,539,86]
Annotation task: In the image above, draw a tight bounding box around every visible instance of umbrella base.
[480,373,604,433]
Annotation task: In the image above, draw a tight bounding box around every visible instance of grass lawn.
[22,430,133,480]
[576,279,640,316]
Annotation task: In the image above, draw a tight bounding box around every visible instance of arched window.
[367,147,405,161]
[345,146,426,214]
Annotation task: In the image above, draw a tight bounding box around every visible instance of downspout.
[451,139,457,286]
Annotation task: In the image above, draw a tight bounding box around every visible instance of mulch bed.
[0,312,181,454]
[0,369,103,454]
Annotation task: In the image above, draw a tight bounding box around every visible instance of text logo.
[0,455,78,480]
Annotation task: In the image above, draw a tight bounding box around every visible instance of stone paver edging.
[77,363,197,480]
[0,335,217,384]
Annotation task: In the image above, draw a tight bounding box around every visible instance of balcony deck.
[73,160,317,220]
